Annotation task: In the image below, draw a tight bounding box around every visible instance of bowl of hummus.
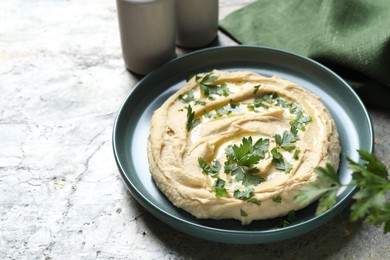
[113,46,373,243]
[148,69,341,225]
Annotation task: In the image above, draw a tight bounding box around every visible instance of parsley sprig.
[271,148,293,173]
[198,137,269,203]
[290,110,312,132]
[245,92,312,133]
[275,130,298,150]
[179,90,206,106]
[224,137,269,186]
[212,178,228,197]
[185,105,200,131]
[234,187,254,200]
[295,150,390,233]
[197,73,230,99]
[253,84,261,94]
[179,90,196,103]
[198,158,221,177]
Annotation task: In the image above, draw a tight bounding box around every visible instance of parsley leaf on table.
[348,150,390,232]
[294,150,390,233]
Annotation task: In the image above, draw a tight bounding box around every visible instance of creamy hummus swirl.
[148,70,340,225]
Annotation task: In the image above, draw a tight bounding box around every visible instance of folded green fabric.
[220,0,390,107]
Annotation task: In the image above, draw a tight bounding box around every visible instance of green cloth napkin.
[220,0,390,107]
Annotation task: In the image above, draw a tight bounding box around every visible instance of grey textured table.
[1,0,389,259]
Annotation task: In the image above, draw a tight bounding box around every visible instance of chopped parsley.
[293,149,301,160]
[240,209,248,217]
[274,130,298,151]
[216,107,232,117]
[179,90,206,106]
[290,110,312,132]
[229,99,238,108]
[185,105,200,131]
[245,92,312,133]
[271,147,293,173]
[198,158,227,198]
[253,84,261,94]
[197,72,230,99]
[202,110,211,118]
[198,158,221,177]
[187,79,320,213]
[233,187,254,200]
[247,197,261,206]
[224,137,269,186]
[272,196,282,203]
[226,137,269,165]
[254,96,270,109]
[212,178,228,198]
[179,90,196,103]
[194,99,206,106]
[198,137,270,199]
[274,96,292,108]
[247,104,257,112]
[254,93,276,107]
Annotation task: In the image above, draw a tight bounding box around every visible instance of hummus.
[147,70,340,225]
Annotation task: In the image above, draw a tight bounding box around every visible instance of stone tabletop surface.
[1,0,390,259]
